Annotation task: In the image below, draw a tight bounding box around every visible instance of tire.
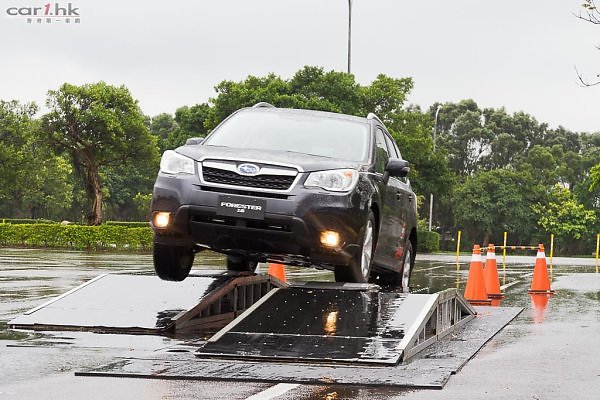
[334,211,376,283]
[226,255,258,272]
[153,244,194,281]
[371,240,414,290]
[399,240,414,293]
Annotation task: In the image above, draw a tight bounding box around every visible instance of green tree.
[481,110,544,169]
[0,100,73,219]
[133,192,152,221]
[590,163,600,192]
[175,103,211,137]
[532,185,596,254]
[205,66,413,130]
[434,102,493,175]
[41,82,158,225]
[452,169,543,245]
[147,113,180,153]
[102,160,157,221]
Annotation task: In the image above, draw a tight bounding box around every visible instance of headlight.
[304,169,358,192]
[159,150,195,175]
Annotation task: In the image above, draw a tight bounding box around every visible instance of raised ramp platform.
[9,272,283,334]
[77,306,522,388]
[198,285,475,364]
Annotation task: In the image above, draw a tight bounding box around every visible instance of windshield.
[204,110,369,162]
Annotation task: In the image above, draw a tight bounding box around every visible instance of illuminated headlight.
[320,230,341,248]
[153,212,170,228]
[304,169,358,192]
[159,150,195,175]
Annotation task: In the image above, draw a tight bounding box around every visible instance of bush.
[0,223,153,251]
[417,230,440,253]
[0,218,57,224]
[105,221,150,228]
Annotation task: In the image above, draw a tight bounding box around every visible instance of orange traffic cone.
[268,263,287,283]
[528,244,554,294]
[484,244,503,299]
[464,245,492,305]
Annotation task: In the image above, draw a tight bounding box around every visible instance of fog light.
[153,212,170,228]
[320,230,341,248]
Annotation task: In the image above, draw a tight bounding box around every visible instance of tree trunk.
[482,231,491,247]
[83,161,103,225]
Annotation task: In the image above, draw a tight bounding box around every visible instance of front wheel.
[334,211,376,283]
[153,244,194,281]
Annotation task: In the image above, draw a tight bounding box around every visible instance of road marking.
[500,280,522,291]
[419,265,454,271]
[246,383,300,400]
[499,273,532,291]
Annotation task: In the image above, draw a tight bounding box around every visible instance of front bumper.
[151,173,370,268]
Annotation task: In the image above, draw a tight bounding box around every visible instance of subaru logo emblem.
[237,163,260,176]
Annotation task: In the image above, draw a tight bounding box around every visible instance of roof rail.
[252,102,275,108]
[367,113,384,125]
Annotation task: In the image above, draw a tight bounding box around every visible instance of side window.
[375,128,389,173]
[384,134,399,159]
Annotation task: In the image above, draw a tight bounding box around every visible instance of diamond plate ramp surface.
[197,287,436,364]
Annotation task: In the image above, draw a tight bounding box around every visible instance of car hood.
[177,145,365,172]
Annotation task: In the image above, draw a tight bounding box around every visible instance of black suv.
[151,103,417,288]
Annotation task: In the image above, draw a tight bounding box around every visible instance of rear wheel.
[400,240,414,293]
[153,244,194,281]
[334,211,376,283]
[226,255,258,272]
[371,240,414,290]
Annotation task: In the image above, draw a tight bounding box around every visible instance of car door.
[372,127,401,269]
[384,133,412,268]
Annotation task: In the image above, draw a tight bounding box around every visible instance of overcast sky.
[1,0,598,132]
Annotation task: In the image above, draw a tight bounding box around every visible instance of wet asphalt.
[1,248,599,400]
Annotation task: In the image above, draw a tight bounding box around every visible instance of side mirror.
[185,137,204,145]
[385,158,410,178]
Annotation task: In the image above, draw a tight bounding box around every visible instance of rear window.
[204,110,369,162]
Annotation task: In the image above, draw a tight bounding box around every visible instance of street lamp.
[347,0,352,74]
[428,104,443,232]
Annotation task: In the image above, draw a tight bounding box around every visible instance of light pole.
[428,104,442,232]
[347,0,352,74]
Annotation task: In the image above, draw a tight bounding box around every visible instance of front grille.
[198,186,289,199]
[203,167,295,191]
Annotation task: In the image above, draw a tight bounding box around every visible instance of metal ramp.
[197,283,476,364]
[9,272,284,334]
[10,272,475,364]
